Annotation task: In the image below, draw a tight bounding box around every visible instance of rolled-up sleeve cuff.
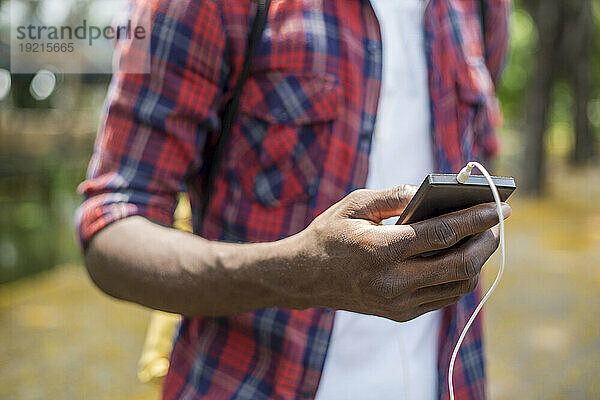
[75,192,175,250]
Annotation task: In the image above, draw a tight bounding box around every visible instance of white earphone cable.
[449,161,506,400]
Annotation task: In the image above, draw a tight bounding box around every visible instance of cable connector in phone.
[456,162,477,183]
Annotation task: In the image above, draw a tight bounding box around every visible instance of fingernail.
[501,203,512,218]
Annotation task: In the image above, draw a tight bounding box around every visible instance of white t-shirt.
[315,1,440,399]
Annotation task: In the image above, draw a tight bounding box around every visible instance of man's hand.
[299,185,511,322]
[85,185,510,319]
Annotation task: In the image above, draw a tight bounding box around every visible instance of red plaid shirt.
[77,0,510,398]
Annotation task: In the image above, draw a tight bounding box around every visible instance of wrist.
[213,229,330,311]
[281,227,335,309]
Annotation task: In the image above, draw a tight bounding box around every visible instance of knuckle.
[469,275,480,292]
[372,280,393,299]
[447,296,462,306]
[384,187,402,212]
[480,229,499,258]
[434,297,460,309]
[309,215,328,239]
[341,188,360,204]
[395,184,409,196]
[373,273,407,299]
[468,209,487,232]
[343,190,363,208]
[380,229,411,261]
[460,250,481,279]
[457,280,469,295]
[407,292,426,309]
[390,185,411,206]
[342,189,375,218]
[427,219,458,248]
[415,304,434,318]
[351,189,372,205]
[460,275,479,294]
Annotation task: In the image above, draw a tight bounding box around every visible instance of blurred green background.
[0,0,599,399]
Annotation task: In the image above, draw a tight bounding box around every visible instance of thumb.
[342,185,417,223]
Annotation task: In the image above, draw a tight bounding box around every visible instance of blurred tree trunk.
[520,0,597,195]
[567,0,596,164]
[520,0,561,195]
[572,59,595,164]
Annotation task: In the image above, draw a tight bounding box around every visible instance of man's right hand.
[84,184,510,319]
[297,185,511,322]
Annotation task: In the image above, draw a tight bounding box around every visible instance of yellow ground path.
[1,165,598,399]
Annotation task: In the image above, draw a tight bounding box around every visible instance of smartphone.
[396,174,517,225]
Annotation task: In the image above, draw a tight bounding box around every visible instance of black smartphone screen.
[396,174,517,225]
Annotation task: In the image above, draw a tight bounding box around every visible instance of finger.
[341,185,418,223]
[404,202,510,256]
[416,297,462,316]
[413,275,480,305]
[367,227,494,299]
[396,296,462,322]
[408,227,500,288]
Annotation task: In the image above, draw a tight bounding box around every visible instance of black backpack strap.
[198,0,271,229]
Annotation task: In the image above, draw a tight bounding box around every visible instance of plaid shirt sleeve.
[76,0,226,248]
[482,0,511,84]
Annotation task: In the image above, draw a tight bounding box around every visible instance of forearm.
[84,216,324,316]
